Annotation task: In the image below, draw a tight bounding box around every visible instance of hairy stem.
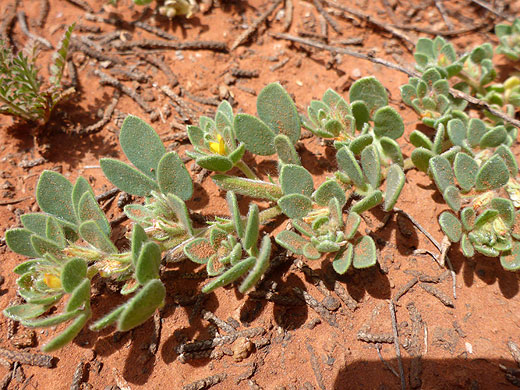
[235,159,259,180]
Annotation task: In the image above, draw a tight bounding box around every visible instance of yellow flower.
[209,134,226,155]
[43,274,62,289]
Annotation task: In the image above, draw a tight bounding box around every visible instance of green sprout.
[496,18,520,61]
[0,24,75,125]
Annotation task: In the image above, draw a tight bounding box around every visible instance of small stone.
[321,296,341,311]
[231,337,253,362]
[351,68,362,79]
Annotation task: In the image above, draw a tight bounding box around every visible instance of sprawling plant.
[496,18,520,61]
[110,0,198,18]
[401,27,520,269]
[0,24,75,125]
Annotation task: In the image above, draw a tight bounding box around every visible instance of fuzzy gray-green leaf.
[119,115,166,178]
[65,279,90,312]
[373,106,404,139]
[212,175,283,200]
[439,211,462,242]
[61,258,87,293]
[461,233,475,257]
[72,176,94,219]
[361,144,381,189]
[479,126,507,148]
[243,204,259,251]
[337,146,365,188]
[453,153,478,192]
[5,228,39,258]
[443,185,461,212]
[349,76,388,116]
[136,242,161,285]
[475,155,509,191]
[78,192,110,236]
[384,164,405,211]
[202,257,256,293]
[131,224,148,266]
[411,147,435,173]
[491,197,515,227]
[500,240,520,271]
[429,155,455,194]
[4,303,49,321]
[278,194,312,219]
[100,158,159,197]
[461,207,475,231]
[351,190,383,214]
[275,134,301,165]
[226,192,244,238]
[313,180,347,207]
[196,155,233,172]
[79,221,117,253]
[36,171,76,225]
[41,312,89,352]
[279,164,313,197]
[157,151,193,200]
[257,83,300,144]
[235,114,276,156]
[275,230,307,254]
[333,243,353,274]
[353,236,377,269]
[20,213,47,237]
[90,305,125,331]
[239,235,271,293]
[494,145,519,176]
[184,238,214,264]
[118,279,165,332]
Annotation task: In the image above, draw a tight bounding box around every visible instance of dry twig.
[182,373,227,390]
[78,90,120,135]
[0,348,53,368]
[389,301,406,390]
[17,11,53,49]
[312,0,341,34]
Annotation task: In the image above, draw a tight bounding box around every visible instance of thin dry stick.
[392,22,490,36]
[389,301,406,390]
[312,0,341,34]
[283,0,293,31]
[78,90,120,135]
[419,283,454,307]
[434,0,454,30]
[182,373,227,390]
[323,0,415,48]
[34,0,50,28]
[94,69,152,113]
[64,0,94,13]
[306,343,326,390]
[133,20,179,41]
[376,343,399,377]
[17,11,53,49]
[0,348,53,368]
[113,39,228,52]
[0,0,19,42]
[230,0,284,50]
[139,54,178,87]
[271,31,520,128]
[393,277,418,303]
[469,0,514,22]
[71,39,124,65]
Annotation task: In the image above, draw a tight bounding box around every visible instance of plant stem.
[235,159,259,180]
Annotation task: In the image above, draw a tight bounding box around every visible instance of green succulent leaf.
[439,211,462,242]
[461,233,475,257]
[351,190,383,214]
[475,155,509,191]
[411,147,435,173]
[157,151,193,200]
[5,228,39,258]
[379,137,404,167]
[36,171,77,225]
[30,235,62,257]
[332,243,353,274]
[226,191,244,239]
[337,147,365,188]
[480,126,507,148]
[42,312,90,353]
[165,194,194,236]
[196,155,233,172]
[131,224,148,266]
[429,155,455,194]
[275,230,307,254]
[212,175,283,200]
[202,257,256,293]
[119,115,166,178]
[20,213,48,237]
[500,240,520,271]
[239,235,271,293]
[461,207,476,231]
[453,153,478,192]
[491,198,515,227]
[349,76,388,116]
[184,238,215,264]
[61,258,87,293]
[89,305,125,331]
[303,242,321,260]
[361,144,381,189]
[279,164,314,197]
[278,194,313,219]
[257,82,301,144]
[235,114,276,156]
[78,192,110,236]
[243,204,260,251]
[65,279,90,312]
[353,236,377,269]
[494,145,519,176]
[373,106,404,139]
[384,164,405,212]
[79,221,117,253]
[275,134,301,165]
[21,309,82,328]
[4,303,50,321]
[118,279,166,332]
[72,177,94,219]
[443,185,461,212]
[313,180,347,207]
[135,242,161,285]
[100,158,159,197]
[410,130,433,149]
[349,134,374,155]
